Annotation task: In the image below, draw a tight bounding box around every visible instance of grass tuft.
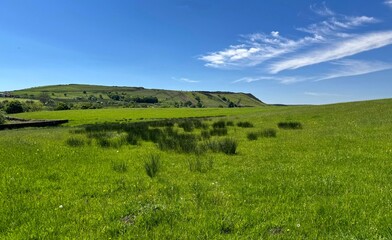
[260,128,277,137]
[66,137,85,147]
[247,132,258,140]
[144,154,161,178]
[112,161,128,173]
[237,121,254,128]
[278,121,302,129]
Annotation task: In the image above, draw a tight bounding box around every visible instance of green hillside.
[6,84,265,109]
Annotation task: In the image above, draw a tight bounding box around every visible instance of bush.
[278,122,302,129]
[5,101,25,114]
[145,154,161,178]
[56,102,71,110]
[237,121,254,128]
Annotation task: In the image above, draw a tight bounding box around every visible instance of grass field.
[1,99,392,239]
[13,107,270,126]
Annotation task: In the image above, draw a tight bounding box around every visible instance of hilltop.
[4,84,265,109]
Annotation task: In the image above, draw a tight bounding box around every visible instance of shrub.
[260,128,277,137]
[278,122,302,129]
[144,154,161,178]
[237,121,254,128]
[247,132,258,141]
[55,102,71,110]
[5,101,25,114]
[66,137,85,147]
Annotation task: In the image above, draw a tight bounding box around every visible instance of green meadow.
[1,99,392,239]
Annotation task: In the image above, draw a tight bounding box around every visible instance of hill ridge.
[7,84,265,108]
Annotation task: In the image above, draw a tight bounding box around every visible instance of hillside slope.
[6,84,265,108]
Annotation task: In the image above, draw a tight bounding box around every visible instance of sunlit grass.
[1,99,392,238]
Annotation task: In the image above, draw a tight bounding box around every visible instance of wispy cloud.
[172,77,200,83]
[269,31,392,73]
[310,2,335,16]
[304,92,344,97]
[385,0,392,8]
[315,59,392,81]
[199,32,321,69]
[200,6,379,70]
[233,76,310,85]
[235,59,392,85]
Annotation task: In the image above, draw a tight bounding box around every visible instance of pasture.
[1,99,391,239]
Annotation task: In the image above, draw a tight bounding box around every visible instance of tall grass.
[66,137,85,147]
[278,121,302,129]
[144,154,161,178]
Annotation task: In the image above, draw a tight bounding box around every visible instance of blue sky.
[1,0,392,104]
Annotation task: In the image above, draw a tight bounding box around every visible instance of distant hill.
[5,84,265,108]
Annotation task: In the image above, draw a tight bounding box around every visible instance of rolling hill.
[4,84,265,108]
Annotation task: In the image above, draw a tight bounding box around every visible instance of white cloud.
[269,31,392,73]
[315,59,392,81]
[310,2,335,16]
[234,60,392,85]
[172,77,200,83]
[385,0,392,8]
[233,76,310,85]
[304,92,344,97]
[297,15,378,37]
[200,7,378,70]
[199,33,321,68]
[271,31,280,37]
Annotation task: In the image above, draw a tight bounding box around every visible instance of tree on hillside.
[5,101,25,114]
[38,92,51,104]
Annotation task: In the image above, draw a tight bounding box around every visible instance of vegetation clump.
[278,121,302,129]
[260,128,277,137]
[112,161,128,173]
[204,138,238,155]
[144,154,161,178]
[188,156,213,173]
[5,101,25,114]
[66,137,85,147]
[212,120,226,129]
[247,132,258,140]
[247,128,277,140]
[237,121,254,128]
